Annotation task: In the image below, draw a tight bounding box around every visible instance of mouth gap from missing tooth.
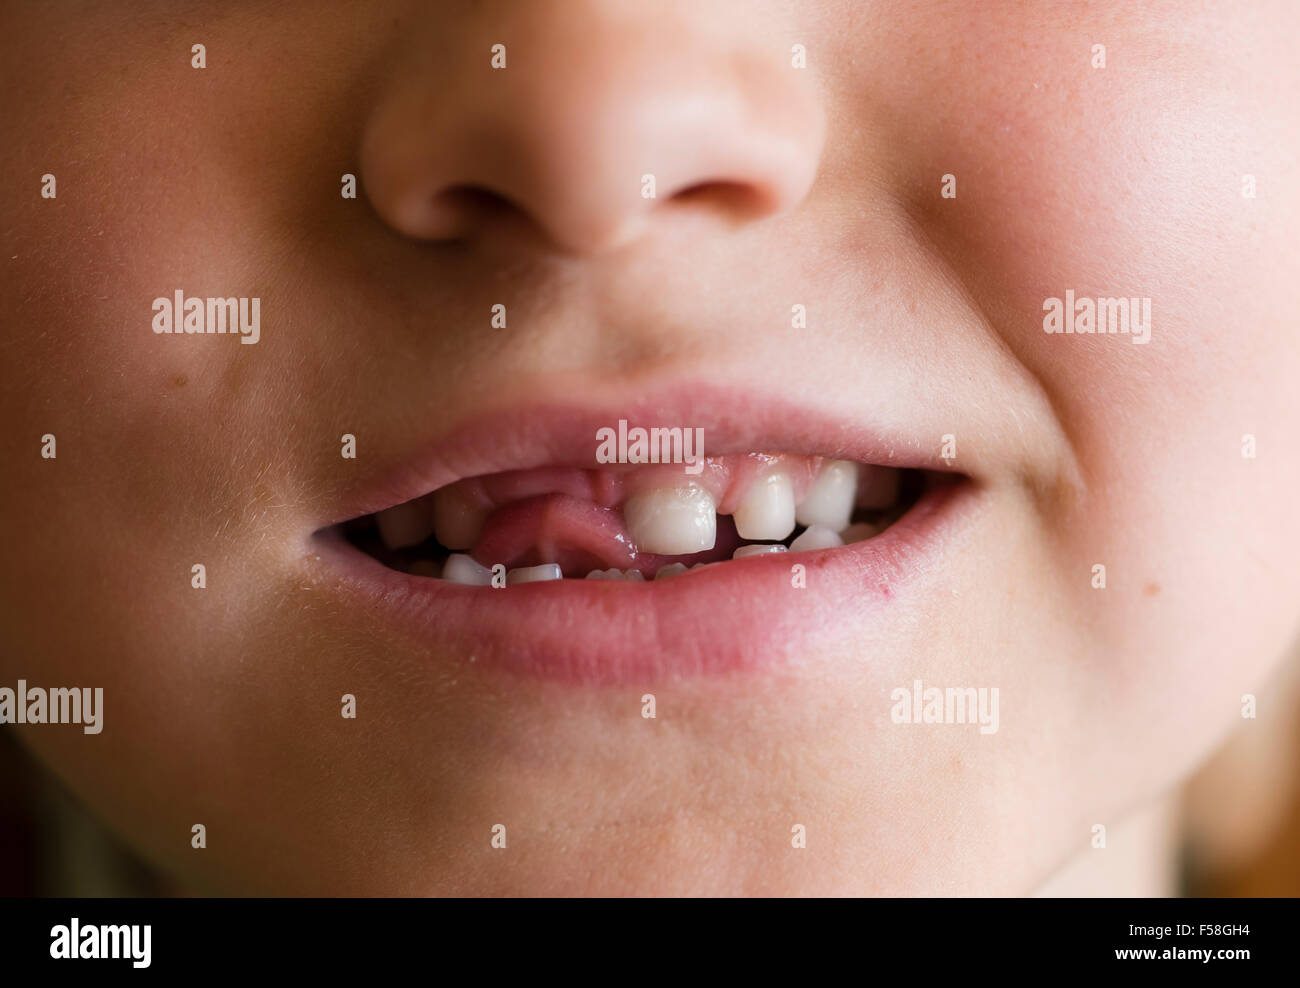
[337,459,946,584]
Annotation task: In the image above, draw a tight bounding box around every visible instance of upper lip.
[311,378,979,530]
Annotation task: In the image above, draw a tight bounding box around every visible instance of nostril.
[668,180,772,220]
[425,184,521,241]
[439,184,515,216]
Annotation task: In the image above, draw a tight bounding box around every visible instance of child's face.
[3,0,1297,895]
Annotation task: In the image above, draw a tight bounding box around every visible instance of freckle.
[170,372,188,389]
[1144,582,1161,597]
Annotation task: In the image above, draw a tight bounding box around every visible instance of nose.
[359,2,825,255]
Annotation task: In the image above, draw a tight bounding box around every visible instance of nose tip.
[359,16,825,256]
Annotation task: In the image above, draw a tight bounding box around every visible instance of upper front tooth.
[732,471,795,541]
[507,563,563,584]
[795,460,856,531]
[376,498,436,550]
[433,486,488,550]
[856,465,900,509]
[624,485,717,555]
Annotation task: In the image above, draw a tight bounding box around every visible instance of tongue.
[470,493,743,575]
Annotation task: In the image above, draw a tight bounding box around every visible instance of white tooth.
[407,559,441,578]
[376,498,435,550]
[839,522,879,544]
[732,472,795,541]
[654,562,690,580]
[442,553,494,586]
[795,460,857,531]
[856,465,900,509]
[624,485,717,555]
[588,568,642,581]
[507,563,563,584]
[790,525,844,552]
[732,543,788,559]
[433,486,488,550]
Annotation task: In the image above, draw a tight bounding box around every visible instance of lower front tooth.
[733,543,788,558]
[839,522,879,544]
[443,554,494,585]
[624,485,717,555]
[790,525,844,552]
[732,472,796,541]
[507,563,563,584]
[654,562,690,580]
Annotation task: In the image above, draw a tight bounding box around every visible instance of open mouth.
[307,393,984,684]
[334,456,944,584]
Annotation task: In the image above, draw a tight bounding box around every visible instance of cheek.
[0,14,350,575]
[871,5,1300,728]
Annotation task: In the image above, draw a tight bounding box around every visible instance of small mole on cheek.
[170,372,188,389]
[1144,582,1161,597]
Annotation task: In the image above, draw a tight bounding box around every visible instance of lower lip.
[310,478,982,685]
